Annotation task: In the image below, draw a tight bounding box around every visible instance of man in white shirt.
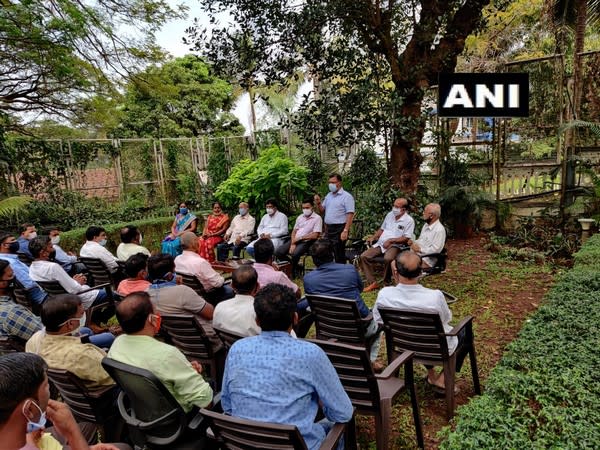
[246,199,288,257]
[373,251,465,391]
[360,198,415,292]
[116,225,151,261]
[216,202,256,262]
[28,237,108,310]
[408,203,446,268]
[213,265,261,337]
[79,226,119,273]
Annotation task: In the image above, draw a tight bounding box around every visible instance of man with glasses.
[359,198,415,292]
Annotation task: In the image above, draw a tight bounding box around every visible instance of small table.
[211,260,292,278]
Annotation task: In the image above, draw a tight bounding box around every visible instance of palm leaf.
[0,196,33,218]
[558,119,600,138]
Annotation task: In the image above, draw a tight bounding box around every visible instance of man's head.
[0,232,18,254]
[19,223,37,241]
[253,238,274,264]
[0,260,14,294]
[179,231,199,252]
[309,239,335,267]
[120,225,140,244]
[147,253,175,281]
[85,226,107,244]
[116,291,159,335]
[423,203,441,225]
[392,251,423,284]
[232,265,259,296]
[125,253,149,279]
[253,283,297,332]
[238,202,249,216]
[29,236,54,261]
[265,198,278,216]
[301,198,314,217]
[0,353,49,428]
[328,173,342,193]
[393,198,409,217]
[49,228,62,245]
[40,294,85,334]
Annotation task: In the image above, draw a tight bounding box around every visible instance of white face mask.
[239,208,248,216]
[138,234,143,245]
[266,208,275,215]
[328,183,337,193]
[302,208,312,217]
[27,232,38,240]
[50,235,60,245]
[392,207,403,215]
[99,238,107,247]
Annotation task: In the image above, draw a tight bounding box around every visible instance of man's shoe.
[363,282,379,293]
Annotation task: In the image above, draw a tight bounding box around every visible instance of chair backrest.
[160,315,215,361]
[12,278,36,312]
[200,408,308,450]
[79,257,115,287]
[213,325,246,352]
[304,294,369,345]
[17,252,33,266]
[307,339,381,414]
[422,247,448,275]
[46,368,117,423]
[0,335,26,355]
[179,272,207,296]
[377,307,449,363]
[101,357,187,444]
[35,280,68,296]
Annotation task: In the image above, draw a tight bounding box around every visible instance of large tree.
[190,0,494,193]
[0,0,185,121]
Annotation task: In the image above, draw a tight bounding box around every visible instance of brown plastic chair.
[212,324,246,352]
[304,294,379,350]
[200,407,356,450]
[160,315,225,390]
[47,368,121,441]
[0,335,26,355]
[309,339,424,449]
[377,308,481,419]
[179,272,208,297]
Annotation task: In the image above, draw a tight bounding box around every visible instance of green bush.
[440,236,600,449]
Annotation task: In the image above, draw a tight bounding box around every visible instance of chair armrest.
[446,316,473,337]
[78,282,111,294]
[359,312,373,324]
[85,384,117,399]
[115,391,179,430]
[376,350,414,380]
[319,421,348,450]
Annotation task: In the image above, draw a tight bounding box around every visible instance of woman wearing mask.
[197,201,229,263]
[161,202,198,257]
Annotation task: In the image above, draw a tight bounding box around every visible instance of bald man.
[407,203,446,268]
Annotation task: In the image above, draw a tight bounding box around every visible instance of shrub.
[440,235,600,449]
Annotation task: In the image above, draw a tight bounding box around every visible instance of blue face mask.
[179,208,188,215]
[328,183,337,193]
[23,400,47,433]
[239,208,247,216]
[98,239,107,247]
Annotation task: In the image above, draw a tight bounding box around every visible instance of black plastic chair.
[17,252,33,266]
[101,357,209,450]
[0,335,26,355]
[212,324,246,352]
[12,278,41,315]
[79,256,121,297]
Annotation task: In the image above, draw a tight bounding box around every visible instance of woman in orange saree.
[198,201,230,262]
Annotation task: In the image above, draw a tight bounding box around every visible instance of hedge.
[58,216,204,255]
[440,234,600,449]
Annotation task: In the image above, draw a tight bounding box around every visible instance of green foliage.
[440,236,600,449]
[301,148,328,193]
[0,196,32,219]
[207,139,231,192]
[214,146,310,215]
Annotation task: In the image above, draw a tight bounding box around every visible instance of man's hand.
[264,233,272,239]
[90,445,121,450]
[175,274,183,285]
[340,229,349,241]
[410,242,421,252]
[234,236,241,245]
[383,239,393,249]
[45,400,85,446]
[73,274,87,285]
[191,360,203,374]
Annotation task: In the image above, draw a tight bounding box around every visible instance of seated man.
[28,237,107,310]
[0,352,127,450]
[108,292,213,413]
[49,228,86,275]
[359,197,415,292]
[213,265,261,337]
[116,225,151,261]
[0,260,43,342]
[303,239,381,363]
[116,253,150,296]
[0,233,47,305]
[252,238,301,299]
[246,199,288,257]
[79,226,119,273]
[222,283,353,450]
[373,251,465,391]
[26,294,115,390]
[275,197,322,279]
[408,203,446,268]
[216,202,256,262]
[16,223,37,258]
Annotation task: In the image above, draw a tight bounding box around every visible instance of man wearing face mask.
[108,292,213,413]
[29,237,108,310]
[25,294,116,391]
[245,199,288,258]
[275,198,323,278]
[49,228,86,276]
[359,198,415,292]
[0,352,126,450]
[17,223,38,257]
[314,173,355,264]
[407,203,446,268]
[216,202,256,262]
[79,226,119,274]
[116,225,151,262]
[0,233,48,306]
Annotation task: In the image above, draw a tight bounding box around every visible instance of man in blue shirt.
[314,173,355,263]
[16,223,37,257]
[303,239,381,363]
[221,283,353,450]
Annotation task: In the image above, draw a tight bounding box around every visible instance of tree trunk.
[573,0,587,119]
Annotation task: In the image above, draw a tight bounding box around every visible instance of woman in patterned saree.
[161,202,198,256]
[197,201,230,262]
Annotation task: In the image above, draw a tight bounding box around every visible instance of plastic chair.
[12,278,41,315]
[101,357,209,449]
[17,252,33,266]
[0,335,26,355]
[212,324,246,352]
[309,339,424,449]
[377,308,481,419]
[79,256,120,297]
